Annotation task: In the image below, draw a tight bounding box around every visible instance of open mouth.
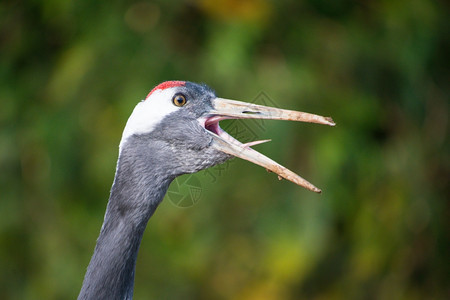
[198,98,335,193]
[204,116,223,135]
[203,116,271,148]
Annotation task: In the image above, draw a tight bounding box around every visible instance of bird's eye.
[172,94,187,107]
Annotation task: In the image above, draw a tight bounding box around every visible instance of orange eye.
[172,94,187,107]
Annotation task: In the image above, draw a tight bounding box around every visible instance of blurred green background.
[1,0,448,299]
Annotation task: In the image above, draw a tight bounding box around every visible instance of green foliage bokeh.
[0,0,448,299]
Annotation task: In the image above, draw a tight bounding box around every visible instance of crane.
[77,81,335,299]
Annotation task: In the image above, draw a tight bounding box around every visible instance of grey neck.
[78,138,174,300]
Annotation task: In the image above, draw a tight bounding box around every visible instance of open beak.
[199,98,335,193]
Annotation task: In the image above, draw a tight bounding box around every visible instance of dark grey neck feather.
[78,122,230,300]
[78,137,175,300]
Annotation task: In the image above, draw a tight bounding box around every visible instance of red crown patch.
[146,81,186,99]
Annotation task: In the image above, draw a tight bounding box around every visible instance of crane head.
[119,81,335,193]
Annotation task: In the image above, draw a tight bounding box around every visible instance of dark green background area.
[1,0,448,299]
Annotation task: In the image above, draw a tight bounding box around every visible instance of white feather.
[119,88,180,152]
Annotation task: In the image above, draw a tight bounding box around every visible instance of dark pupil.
[176,96,184,104]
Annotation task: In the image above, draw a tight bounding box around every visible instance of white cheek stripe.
[119,89,179,152]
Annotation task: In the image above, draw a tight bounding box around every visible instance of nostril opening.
[242,111,261,115]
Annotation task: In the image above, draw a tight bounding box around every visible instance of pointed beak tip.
[326,117,336,127]
[307,184,322,193]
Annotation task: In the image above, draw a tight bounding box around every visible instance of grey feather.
[78,82,231,300]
